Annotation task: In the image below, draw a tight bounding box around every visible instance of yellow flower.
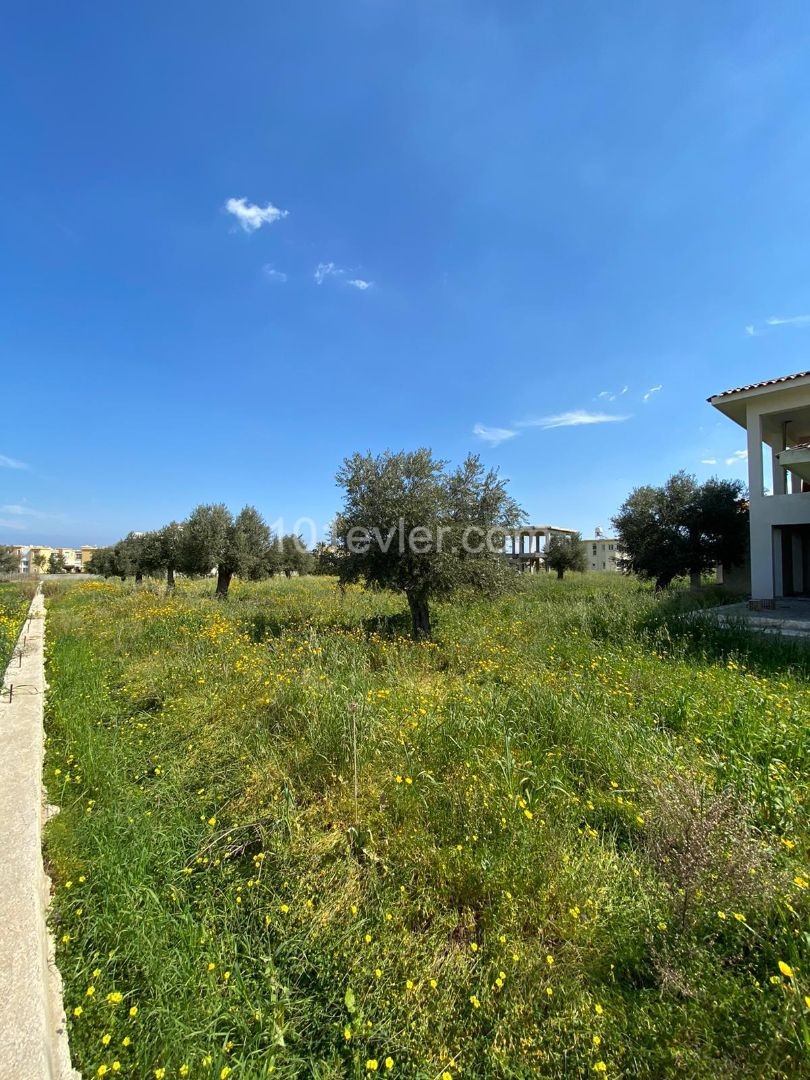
[593,1064,607,1074]
[594,1003,604,1015]
[180,1068,189,1078]
[366,1061,379,1072]
[106,991,123,1005]
[102,1033,111,1046]
[97,1068,108,1078]
[384,1059,394,1070]
[469,943,478,952]
[129,1005,138,1017]
[86,986,96,997]
[155,1071,166,1080]
[73,1006,83,1017]
[593,1035,601,1047]
[794,876,809,890]
[112,1065,121,1074]
[469,995,481,1009]
[804,996,810,1009]
[220,1069,232,1079]
[778,961,794,978]
[546,954,554,965]
[122,1037,131,1047]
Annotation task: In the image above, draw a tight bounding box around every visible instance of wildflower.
[122,1037,131,1047]
[405,979,414,990]
[93,968,101,977]
[470,943,478,952]
[86,986,96,997]
[595,1003,604,1015]
[804,996,810,1009]
[102,1033,111,1046]
[112,1065,121,1074]
[97,1069,108,1078]
[207,963,216,972]
[129,1005,138,1017]
[375,968,382,978]
[778,961,794,978]
[366,1061,379,1072]
[180,1067,189,1077]
[365,934,372,944]
[155,1071,166,1079]
[223,971,231,982]
[73,1006,83,1017]
[717,911,727,920]
[385,1058,394,1070]
[794,876,809,890]
[469,995,481,1008]
[442,1074,453,1080]
[207,817,216,827]
[546,955,554,965]
[343,1025,352,1041]
[220,1069,232,1079]
[593,1064,607,1074]
[546,987,553,996]
[106,991,123,1005]
[593,1035,601,1047]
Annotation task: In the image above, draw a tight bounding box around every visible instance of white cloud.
[597,386,629,402]
[0,454,28,470]
[348,278,372,290]
[516,410,630,430]
[473,423,518,446]
[745,325,757,337]
[225,197,288,233]
[314,261,340,285]
[262,264,288,283]
[766,314,810,328]
[0,504,61,519]
[701,458,718,465]
[725,449,748,466]
[0,518,26,531]
[642,385,663,403]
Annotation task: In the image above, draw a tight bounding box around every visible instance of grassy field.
[0,578,36,673]
[43,575,810,1079]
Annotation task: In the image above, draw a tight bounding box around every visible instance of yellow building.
[6,544,98,574]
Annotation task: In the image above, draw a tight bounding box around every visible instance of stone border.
[0,587,79,1078]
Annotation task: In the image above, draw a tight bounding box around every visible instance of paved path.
[0,589,78,1078]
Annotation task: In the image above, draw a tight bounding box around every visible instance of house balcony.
[777,443,810,484]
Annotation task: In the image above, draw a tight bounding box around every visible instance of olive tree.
[612,471,748,590]
[334,449,523,640]
[544,532,586,579]
[180,503,274,598]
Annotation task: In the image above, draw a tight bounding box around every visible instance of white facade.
[709,371,810,601]
[504,525,579,573]
[581,537,622,572]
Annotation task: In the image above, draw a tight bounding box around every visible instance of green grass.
[0,579,36,672]
[43,575,810,1079]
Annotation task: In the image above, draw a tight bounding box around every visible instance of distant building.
[581,536,623,572]
[504,525,579,573]
[8,544,98,575]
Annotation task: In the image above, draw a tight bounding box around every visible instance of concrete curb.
[0,587,79,1079]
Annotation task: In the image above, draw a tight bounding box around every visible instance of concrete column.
[747,407,764,500]
[772,447,787,496]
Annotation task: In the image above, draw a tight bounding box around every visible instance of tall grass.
[44,575,810,1078]
[0,579,36,672]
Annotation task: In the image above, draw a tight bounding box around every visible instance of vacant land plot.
[43,576,810,1078]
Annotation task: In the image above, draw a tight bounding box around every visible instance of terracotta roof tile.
[710,370,810,400]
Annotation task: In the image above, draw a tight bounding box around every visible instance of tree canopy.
[612,471,748,590]
[0,546,18,574]
[334,449,523,640]
[180,504,275,597]
[544,532,586,579]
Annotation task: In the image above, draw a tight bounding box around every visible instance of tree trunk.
[135,571,143,584]
[215,567,232,599]
[689,570,702,591]
[655,574,673,592]
[166,565,175,591]
[406,592,432,641]
[556,568,564,580]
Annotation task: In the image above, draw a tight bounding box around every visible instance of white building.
[581,536,623,572]
[709,370,810,603]
[504,525,579,573]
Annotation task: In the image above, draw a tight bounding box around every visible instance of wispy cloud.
[516,410,630,430]
[642,385,663,403]
[314,262,340,285]
[596,386,629,402]
[0,518,26,531]
[473,423,518,446]
[314,263,374,290]
[766,314,810,327]
[701,458,718,465]
[262,264,288,283]
[745,313,810,336]
[0,454,28,470]
[0,504,62,519]
[225,197,288,233]
[725,449,748,466]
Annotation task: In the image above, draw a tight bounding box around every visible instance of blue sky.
[3,2,810,547]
